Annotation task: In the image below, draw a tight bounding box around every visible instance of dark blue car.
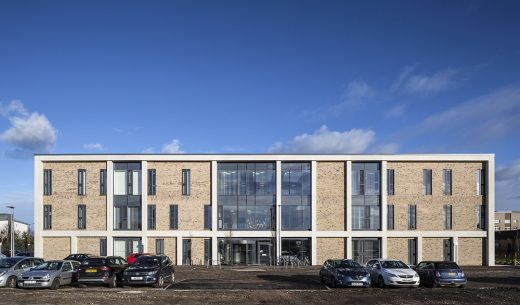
[415,261,467,287]
[319,259,371,288]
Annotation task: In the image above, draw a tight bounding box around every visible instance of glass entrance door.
[353,238,380,265]
[114,238,141,258]
[258,242,271,265]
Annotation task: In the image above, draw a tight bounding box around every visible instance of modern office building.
[34,154,495,266]
[0,214,30,234]
[495,211,520,231]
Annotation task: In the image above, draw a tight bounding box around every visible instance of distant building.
[494,211,520,231]
[0,213,30,234]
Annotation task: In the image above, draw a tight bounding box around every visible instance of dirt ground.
[0,265,519,305]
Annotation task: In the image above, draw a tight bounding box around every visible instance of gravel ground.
[0,265,518,305]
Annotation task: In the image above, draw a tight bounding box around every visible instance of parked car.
[415,261,467,287]
[319,259,371,288]
[0,257,44,288]
[76,256,128,288]
[127,253,151,265]
[366,259,420,288]
[122,255,175,288]
[64,254,94,263]
[2,250,32,257]
[18,260,80,289]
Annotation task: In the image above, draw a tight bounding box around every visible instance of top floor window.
[100,169,107,196]
[114,163,142,196]
[476,169,485,196]
[148,169,156,195]
[44,169,52,196]
[217,162,276,196]
[387,169,394,196]
[78,169,86,195]
[422,169,432,195]
[182,169,190,196]
[443,169,452,196]
[352,163,380,196]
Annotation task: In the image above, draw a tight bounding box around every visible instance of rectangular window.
[43,205,52,230]
[476,169,485,195]
[78,205,86,229]
[477,205,486,230]
[423,169,432,195]
[170,205,178,230]
[204,205,212,229]
[148,205,156,230]
[43,169,52,196]
[443,169,452,195]
[352,163,381,231]
[443,239,452,261]
[182,169,190,196]
[443,204,452,230]
[148,169,156,195]
[281,162,311,231]
[387,169,394,195]
[100,169,107,196]
[408,239,417,265]
[100,239,107,256]
[408,204,416,230]
[156,239,164,255]
[114,163,142,196]
[204,239,211,265]
[78,169,86,195]
[387,205,394,230]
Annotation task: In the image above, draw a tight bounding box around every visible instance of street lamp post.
[6,206,15,257]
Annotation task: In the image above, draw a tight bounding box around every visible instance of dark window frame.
[148,205,156,230]
[78,169,86,196]
[43,205,52,230]
[423,169,432,195]
[443,204,453,230]
[78,204,86,229]
[443,169,452,196]
[100,239,107,256]
[182,169,190,196]
[204,205,212,230]
[408,204,417,230]
[170,204,179,230]
[100,169,107,196]
[387,169,394,196]
[387,205,394,230]
[156,239,164,255]
[148,169,156,195]
[43,169,52,196]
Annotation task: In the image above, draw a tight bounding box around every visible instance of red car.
[127,253,151,264]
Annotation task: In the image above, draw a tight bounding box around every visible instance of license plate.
[448,272,456,276]
[131,277,143,280]
[402,278,412,281]
[86,269,97,273]
[25,281,36,284]
[351,282,363,286]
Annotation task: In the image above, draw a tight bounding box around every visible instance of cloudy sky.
[1,1,519,223]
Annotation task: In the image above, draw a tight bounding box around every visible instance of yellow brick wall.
[316,162,345,231]
[387,238,410,263]
[42,237,71,260]
[148,237,177,264]
[316,238,345,264]
[458,238,483,266]
[77,237,104,255]
[422,238,444,261]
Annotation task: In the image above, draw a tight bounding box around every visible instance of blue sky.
[0,0,519,223]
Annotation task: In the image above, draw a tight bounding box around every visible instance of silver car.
[18,260,80,289]
[0,257,45,288]
[366,258,420,288]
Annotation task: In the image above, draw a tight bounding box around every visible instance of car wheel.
[378,276,385,288]
[108,275,117,288]
[6,276,17,288]
[154,275,164,288]
[50,279,60,290]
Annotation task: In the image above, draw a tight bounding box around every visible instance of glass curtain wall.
[114,162,142,230]
[217,163,275,230]
[281,238,311,263]
[352,238,381,265]
[281,163,311,230]
[352,162,381,230]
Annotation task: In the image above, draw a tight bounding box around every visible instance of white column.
[346,161,352,232]
[212,236,218,265]
[141,161,148,252]
[381,161,388,259]
[311,161,317,265]
[346,236,352,259]
[70,236,78,254]
[417,237,423,263]
[177,236,183,265]
[107,161,114,234]
[211,161,218,263]
[34,158,43,257]
[487,157,495,266]
[275,161,282,259]
[453,236,459,264]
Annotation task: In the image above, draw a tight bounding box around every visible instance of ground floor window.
[352,238,380,265]
[217,238,273,265]
[281,238,311,265]
[114,238,142,258]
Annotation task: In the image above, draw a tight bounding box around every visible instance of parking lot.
[0,265,519,304]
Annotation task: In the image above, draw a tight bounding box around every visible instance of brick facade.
[316,162,345,231]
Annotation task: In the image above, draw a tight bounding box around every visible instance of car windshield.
[335,260,362,268]
[33,262,63,270]
[0,258,23,268]
[81,258,106,267]
[435,262,460,269]
[382,261,409,269]
[134,257,160,267]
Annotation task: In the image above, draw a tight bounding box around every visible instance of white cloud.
[0,101,57,158]
[269,125,375,154]
[402,69,459,96]
[371,143,399,154]
[161,139,184,154]
[333,81,376,113]
[83,143,104,150]
[386,104,406,118]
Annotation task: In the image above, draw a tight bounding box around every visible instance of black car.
[415,261,467,287]
[319,259,371,288]
[64,254,94,263]
[76,256,128,288]
[122,255,175,288]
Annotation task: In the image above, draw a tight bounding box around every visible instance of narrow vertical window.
[43,169,52,196]
[217,205,223,229]
[476,169,486,196]
[182,169,190,196]
[100,239,107,256]
[387,205,394,230]
[170,204,178,230]
[78,204,86,229]
[443,169,452,195]
[204,205,212,229]
[148,169,156,195]
[443,204,452,230]
[204,239,211,265]
[148,205,156,230]
[408,204,416,230]
[387,169,394,195]
[78,169,86,195]
[156,239,164,255]
[477,205,486,230]
[43,205,52,230]
[408,239,417,265]
[100,169,107,195]
[423,169,432,195]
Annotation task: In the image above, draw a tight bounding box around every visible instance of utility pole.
[6,206,15,257]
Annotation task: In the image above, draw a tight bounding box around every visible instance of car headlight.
[414,272,419,277]
[42,274,50,280]
[147,271,158,276]
[385,272,397,277]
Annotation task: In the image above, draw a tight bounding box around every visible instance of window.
[204,205,212,229]
[100,169,107,195]
[43,169,52,196]
[78,205,86,229]
[100,239,107,256]
[408,204,416,230]
[443,239,452,261]
[408,239,417,265]
[443,169,452,195]
[423,169,432,195]
[352,163,381,230]
[477,205,486,230]
[443,204,452,230]
[281,162,311,231]
[352,239,380,265]
[156,239,164,255]
[43,205,52,230]
[204,239,211,265]
[476,169,485,195]
[387,169,394,195]
[114,206,142,230]
[148,169,156,195]
[114,164,142,196]
[148,205,156,230]
[170,205,178,230]
[387,205,394,230]
[78,169,86,195]
[182,169,190,196]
